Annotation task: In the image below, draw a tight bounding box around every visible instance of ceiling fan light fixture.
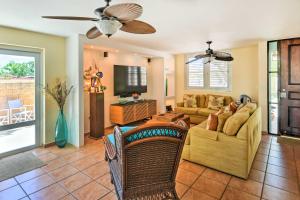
[96,19,122,37]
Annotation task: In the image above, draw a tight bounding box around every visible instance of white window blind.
[186,55,231,90]
[128,66,138,86]
[140,67,147,86]
[210,60,229,88]
[187,58,204,87]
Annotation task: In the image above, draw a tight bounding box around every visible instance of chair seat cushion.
[107,126,136,146]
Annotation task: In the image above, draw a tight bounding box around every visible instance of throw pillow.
[207,96,224,110]
[183,94,197,108]
[223,111,250,136]
[229,102,238,113]
[206,109,223,131]
[206,114,219,131]
[238,102,257,115]
[217,111,232,132]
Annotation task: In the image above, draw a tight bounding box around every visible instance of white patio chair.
[24,105,34,121]
[8,99,33,124]
[0,109,9,125]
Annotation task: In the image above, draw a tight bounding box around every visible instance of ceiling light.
[96,19,122,37]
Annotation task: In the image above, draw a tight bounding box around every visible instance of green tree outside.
[0,61,35,78]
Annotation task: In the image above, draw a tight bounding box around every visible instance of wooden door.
[280,39,300,136]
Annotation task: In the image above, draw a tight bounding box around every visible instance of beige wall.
[0,26,66,144]
[83,48,151,130]
[258,41,268,132]
[175,45,259,101]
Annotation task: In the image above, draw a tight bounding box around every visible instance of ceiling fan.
[42,0,156,39]
[186,41,234,64]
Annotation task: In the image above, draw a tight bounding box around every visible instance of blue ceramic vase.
[55,110,68,148]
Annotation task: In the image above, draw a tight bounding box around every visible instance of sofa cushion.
[175,107,198,115]
[196,95,206,108]
[237,103,245,111]
[197,108,217,117]
[177,102,184,107]
[183,94,197,108]
[237,102,257,115]
[207,96,224,110]
[223,111,250,136]
[205,94,233,107]
[217,111,232,132]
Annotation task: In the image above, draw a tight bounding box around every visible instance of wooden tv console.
[110,100,157,125]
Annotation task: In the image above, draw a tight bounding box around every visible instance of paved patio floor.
[0,125,35,154]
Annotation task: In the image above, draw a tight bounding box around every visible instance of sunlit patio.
[0,125,35,154]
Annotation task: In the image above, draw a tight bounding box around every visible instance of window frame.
[184,53,232,91]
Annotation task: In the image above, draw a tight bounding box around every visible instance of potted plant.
[44,78,73,148]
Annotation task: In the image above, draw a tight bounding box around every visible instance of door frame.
[0,47,42,158]
[267,37,300,135]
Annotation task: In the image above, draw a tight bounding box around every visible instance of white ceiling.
[1,0,300,53]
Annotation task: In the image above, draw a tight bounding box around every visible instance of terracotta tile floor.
[0,134,300,200]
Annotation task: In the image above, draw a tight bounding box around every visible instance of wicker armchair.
[104,121,188,200]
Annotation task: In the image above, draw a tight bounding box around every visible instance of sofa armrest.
[176,102,184,107]
[236,107,262,141]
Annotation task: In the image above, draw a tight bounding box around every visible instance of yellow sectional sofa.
[182,107,262,179]
[175,94,233,124]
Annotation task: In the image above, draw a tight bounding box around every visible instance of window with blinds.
[210,60,229,88]
[128,66,138,86]
[140,67,147,86]
[186,55,231,90]
[187,57,204,87]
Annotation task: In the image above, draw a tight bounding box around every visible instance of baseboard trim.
[277,135,300,145]
[43,142,55,148]
[262,131,268,135]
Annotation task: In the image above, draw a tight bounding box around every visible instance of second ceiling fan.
[42,0,156,39]
[186,41,234,64]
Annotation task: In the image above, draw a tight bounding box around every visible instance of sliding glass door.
[0,48,41,158]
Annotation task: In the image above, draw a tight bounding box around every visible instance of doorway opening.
[0,48,41,158]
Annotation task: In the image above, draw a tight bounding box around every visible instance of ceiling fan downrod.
[105,0,111,6]
[94,0,112,17]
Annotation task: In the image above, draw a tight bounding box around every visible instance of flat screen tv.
[114,65,147,97]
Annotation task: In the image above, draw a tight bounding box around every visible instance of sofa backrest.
[182,94,233,108]
[195,95,206,108]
